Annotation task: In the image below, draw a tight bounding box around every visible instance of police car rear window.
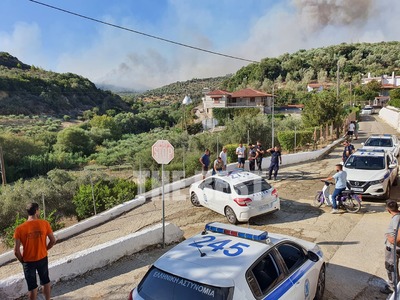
[137,266,234,300]
[234,179,272,195]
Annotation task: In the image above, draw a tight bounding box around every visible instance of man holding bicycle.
[322,164,347,214]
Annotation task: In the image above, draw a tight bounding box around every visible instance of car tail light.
[128,289,133,300]
[271,188,278,198]
[234,198,252,206]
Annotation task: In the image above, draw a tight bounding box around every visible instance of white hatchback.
[189,170,280,224]
[129,222,325,300]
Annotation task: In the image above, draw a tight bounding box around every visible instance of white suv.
[343,149,398,199]
[129,222,325,300]
[189,170,280,224]
[362,134,400,157]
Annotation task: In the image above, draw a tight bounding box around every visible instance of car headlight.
[370,178,385,185]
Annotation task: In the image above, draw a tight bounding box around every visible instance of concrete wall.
[0,196,146,266]
[0,223,183,300]
[379,106,400,131]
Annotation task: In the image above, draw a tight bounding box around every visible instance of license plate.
[351,187,363,192]
[258,204,270,211]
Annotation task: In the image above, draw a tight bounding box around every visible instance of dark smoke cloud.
[293,0,373,31]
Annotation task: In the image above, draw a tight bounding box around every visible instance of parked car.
[360,106,373,115]
[361,134,400,157]
[343,149,398,199]
[189,170,280,224]
[128,222,326,300]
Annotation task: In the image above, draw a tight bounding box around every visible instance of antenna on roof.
[192,239,206,257]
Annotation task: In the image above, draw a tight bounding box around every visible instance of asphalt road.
[13,115,400,300]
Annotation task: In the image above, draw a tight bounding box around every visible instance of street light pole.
[272,84,275,148]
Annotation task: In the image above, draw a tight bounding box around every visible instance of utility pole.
[336,60,340,101]
[271,84,275,148]
[0,147,6,186]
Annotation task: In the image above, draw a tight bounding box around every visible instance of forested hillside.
[222,41,400,101]
[0,52,130,116]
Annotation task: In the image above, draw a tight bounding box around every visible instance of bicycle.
[314,181,362,213]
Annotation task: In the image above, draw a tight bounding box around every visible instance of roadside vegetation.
[0,41,399,247]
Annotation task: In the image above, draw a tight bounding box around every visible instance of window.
[199,178,215,190]
[234,179,272,195]
[276,243,307,273]
[365,138,393,147]
[215,179,231,194]
[137,266,234,300]
[248,253,282,297]
[345,156,385,170]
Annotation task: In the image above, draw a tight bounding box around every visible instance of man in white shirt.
[236,143,246,168]
[219,147,227,170]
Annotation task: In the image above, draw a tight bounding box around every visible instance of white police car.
[361,134,400,157]
[189,170,280,224]
[343,149,398,199]
[129,222,325,300]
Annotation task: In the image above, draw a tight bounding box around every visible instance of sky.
[1,0,399,91]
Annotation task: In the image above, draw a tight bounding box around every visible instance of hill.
[221,41,400,92]
[0,52,130,116]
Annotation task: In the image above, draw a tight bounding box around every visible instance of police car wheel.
[190,193,201,207]
[224,206,238,224]
[314,264,325,300]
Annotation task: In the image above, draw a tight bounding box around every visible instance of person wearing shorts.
[14,203,56,300]
[236,143,246,168]
[199,149,210,179]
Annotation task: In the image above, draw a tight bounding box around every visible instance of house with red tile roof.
[362,72,400,106]
[203,88,274,116]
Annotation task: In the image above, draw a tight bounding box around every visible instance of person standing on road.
[219,147,228,170]
[199,149,210,179]
[267,145,282,180]
[255,141,265,172]
[248,144,257,171]
[347,121,355,139]
[354,120,359,140]
[236,143,246,168]
[14,202,56,300]
[381,200,400,295]
[322,164,347,214]
[342,140,355,163]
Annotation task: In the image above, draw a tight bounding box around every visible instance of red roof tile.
[206,90,231,96]
[230,88,271,98]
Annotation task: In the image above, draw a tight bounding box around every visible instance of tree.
[302,91,344,127]
[54,127,95,156]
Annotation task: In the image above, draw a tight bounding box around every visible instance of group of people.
[199,141,282,180]
[347,120,359,140]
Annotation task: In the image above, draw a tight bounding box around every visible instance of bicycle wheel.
[343,195,361,213]
[313,192,324,207]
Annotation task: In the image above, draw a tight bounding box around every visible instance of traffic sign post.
[152,140,174,248]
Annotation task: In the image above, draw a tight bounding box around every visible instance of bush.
[72,178,137,220]
[277,130,313,152]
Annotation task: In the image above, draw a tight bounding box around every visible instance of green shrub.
[277,130,313,152]
[388,98,400,108]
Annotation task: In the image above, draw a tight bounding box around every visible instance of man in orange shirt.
[14,203,56,300]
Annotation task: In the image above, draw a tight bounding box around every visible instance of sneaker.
[380,284,394,294]
[331,209,340,214]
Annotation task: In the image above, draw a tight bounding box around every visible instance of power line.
[28,0,259,64]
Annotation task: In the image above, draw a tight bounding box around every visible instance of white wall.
[379,106,400,131]
[0,223,183,300]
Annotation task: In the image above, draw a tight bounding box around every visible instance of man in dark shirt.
[248,144,257,171]
[342,140,355,163]
[255,141,265,172]
[199,149,210,179]
[267,145,282,180]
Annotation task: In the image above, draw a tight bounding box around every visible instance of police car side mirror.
[389,163,397,169]
[307,251,319,262]
[361,143,365,146]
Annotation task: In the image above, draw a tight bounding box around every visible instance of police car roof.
[368,134,393,138]
[354,149,386,156]
[153,222,315,287]
[215,170,262,185]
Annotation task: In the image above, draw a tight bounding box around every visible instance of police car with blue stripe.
[129,222,325,300]
[343,149,398,199]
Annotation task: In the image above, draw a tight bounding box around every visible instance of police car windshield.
[137,266,234,300]
[234,179,272,195]
[365,138,393,147]
[345,155,385,170]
